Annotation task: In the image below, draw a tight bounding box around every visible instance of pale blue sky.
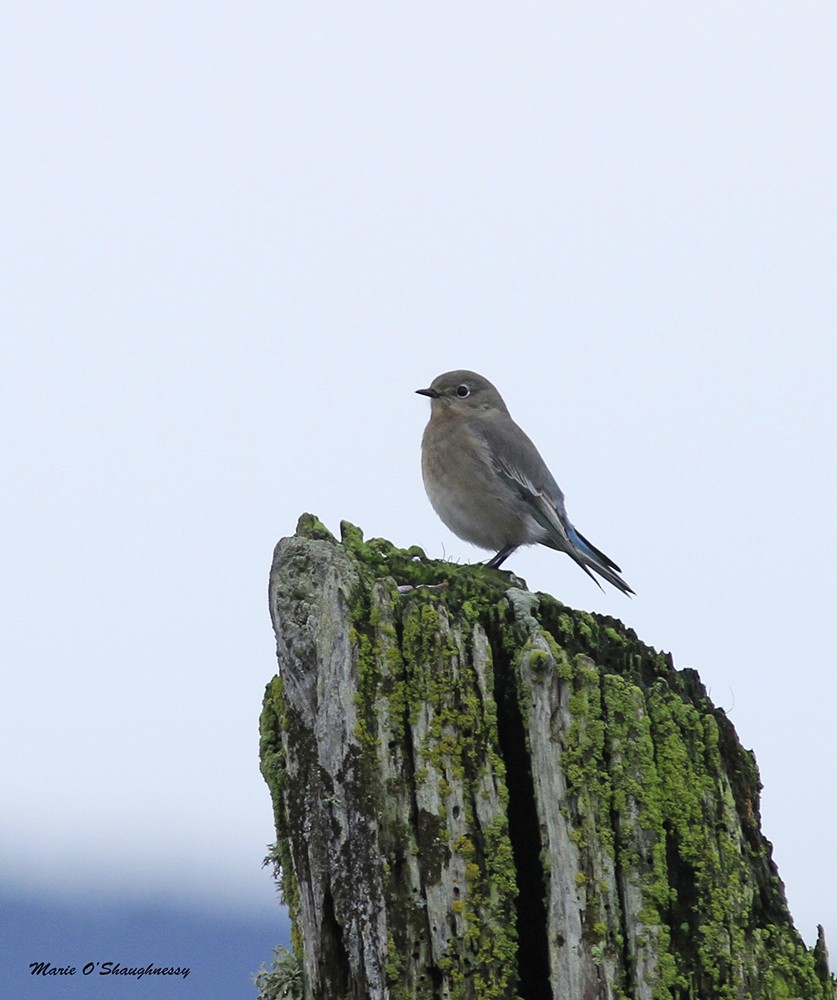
[2,1,835,972]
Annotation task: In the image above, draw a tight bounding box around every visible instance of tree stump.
[259,514,834,1000]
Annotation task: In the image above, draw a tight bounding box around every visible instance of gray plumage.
[416,369,633,595]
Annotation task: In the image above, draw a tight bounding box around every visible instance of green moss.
[351,623,383,755]
[294,511,336,542]
[601,674,676,997]
[455,817,521,1000]
[258,676,302,961]
[560,654,613,862]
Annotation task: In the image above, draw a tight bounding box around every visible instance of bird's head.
[415,370,509,416]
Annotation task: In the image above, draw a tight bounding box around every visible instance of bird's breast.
[420,416,539,549]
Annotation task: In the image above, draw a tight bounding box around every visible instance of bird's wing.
[476,414,574,550]
[478,413,628,592]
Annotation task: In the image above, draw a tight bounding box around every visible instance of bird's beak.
[415,386,439,398]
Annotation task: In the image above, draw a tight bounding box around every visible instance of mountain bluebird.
[417,370,634,595]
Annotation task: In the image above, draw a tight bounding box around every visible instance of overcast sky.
[2,0,835,971]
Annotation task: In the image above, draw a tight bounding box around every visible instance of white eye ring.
[456,384,470,398]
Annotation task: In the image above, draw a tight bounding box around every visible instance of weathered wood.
[260,514,834,1000]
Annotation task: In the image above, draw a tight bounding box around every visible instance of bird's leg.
[485,545,517,570]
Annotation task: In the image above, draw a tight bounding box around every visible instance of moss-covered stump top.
[259,514,834,1000]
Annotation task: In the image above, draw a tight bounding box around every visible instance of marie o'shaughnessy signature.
[29,960,190,979]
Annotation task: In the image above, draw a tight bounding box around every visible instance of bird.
[416,369,634,595]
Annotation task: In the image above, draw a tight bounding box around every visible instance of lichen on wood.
[259,514,834,1000]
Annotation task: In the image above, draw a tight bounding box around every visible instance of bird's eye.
[456,384,470,398]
